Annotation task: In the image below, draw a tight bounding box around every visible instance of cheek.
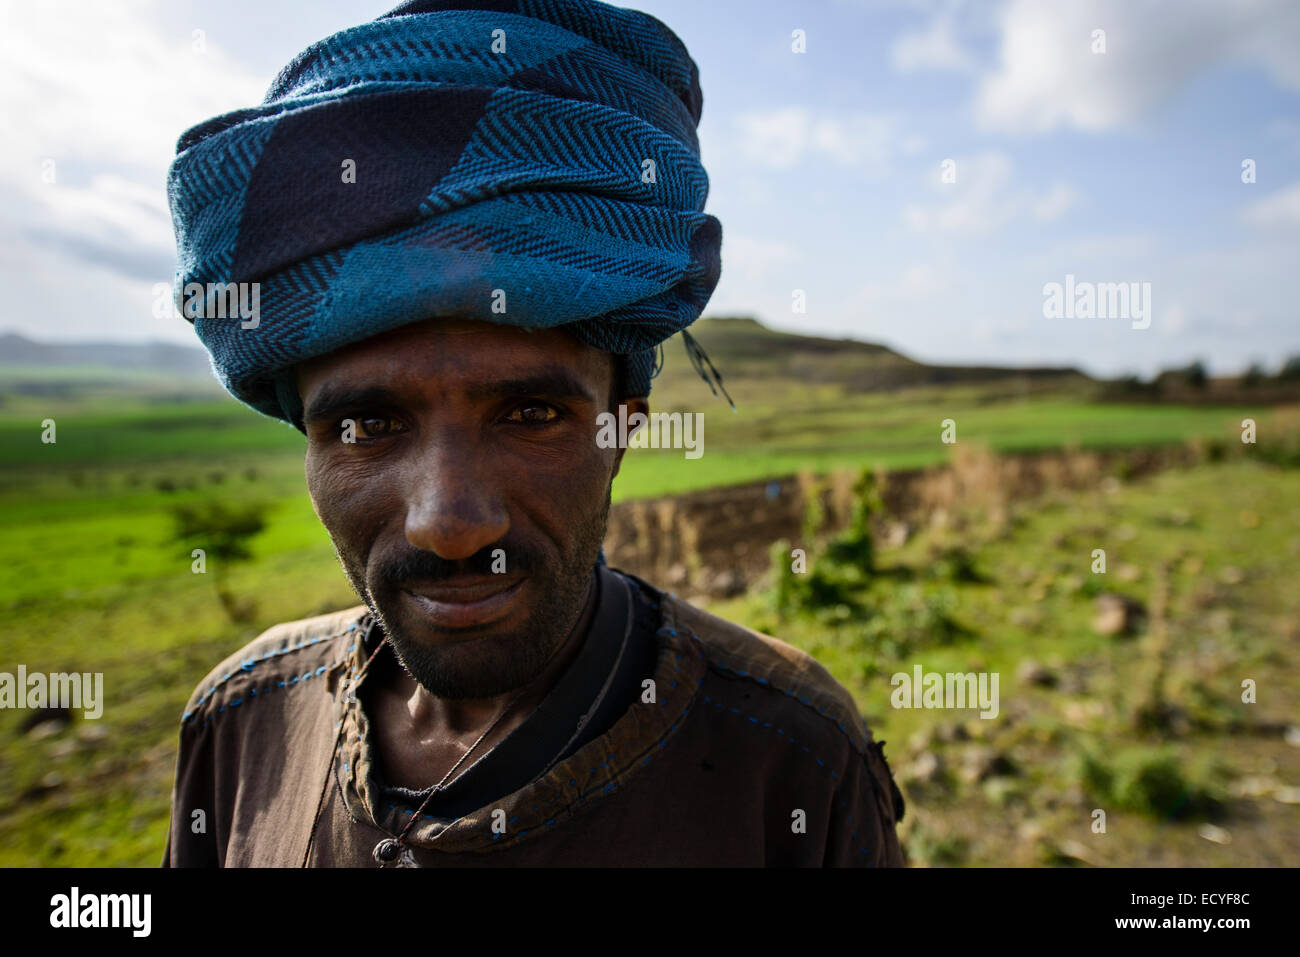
[304,448,391,549]
[521,430,615,504]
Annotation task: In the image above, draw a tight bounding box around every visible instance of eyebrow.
[464,369,596,405]
[301,368,597,425]
[302,385,401,425]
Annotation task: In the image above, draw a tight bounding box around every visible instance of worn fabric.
[163,566,906,867]
[166,0,723,425]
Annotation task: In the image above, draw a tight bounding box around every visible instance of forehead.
[296,317,611,394]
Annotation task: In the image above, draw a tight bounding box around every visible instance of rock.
[76,724,110,744]
[1061,699,1106,727]
[48,739,79,760]
[1093,593,1145,637]
[1057,840,1099,866]
[884,521,911,548]
[1017,660,1057,687]
[19,706,70,734]
[1219,566,1246,586]
[1228,776,1276,798]
[27,720,66,741]
[1274,787,1300,805]
[1017,820,1046,843]
[1197,823,1231,845]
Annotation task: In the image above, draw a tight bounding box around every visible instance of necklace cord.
[302,626,391,867]
[392,683,528,845]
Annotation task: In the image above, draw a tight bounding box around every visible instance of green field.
[1,327,1296,865]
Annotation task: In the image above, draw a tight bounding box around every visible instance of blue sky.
[2,0,1298,377]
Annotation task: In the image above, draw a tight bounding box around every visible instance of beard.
[335,490,611,700]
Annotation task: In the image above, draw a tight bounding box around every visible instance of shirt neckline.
[369,564,633,821]
[332,566,707,852]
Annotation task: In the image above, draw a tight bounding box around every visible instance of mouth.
[400,575,527,631]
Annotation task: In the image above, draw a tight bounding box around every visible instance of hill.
[673,317,1087,394]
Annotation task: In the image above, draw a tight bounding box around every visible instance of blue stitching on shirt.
[183,629,357,726]
[182,623,358,723]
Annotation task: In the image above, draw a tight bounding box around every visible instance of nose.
[402,430,509,561]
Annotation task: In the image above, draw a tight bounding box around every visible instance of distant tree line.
[1105,354,1300,399]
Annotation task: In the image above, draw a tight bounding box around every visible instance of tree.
[171,499,271,623]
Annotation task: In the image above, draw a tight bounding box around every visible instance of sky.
[2,0,1298,378]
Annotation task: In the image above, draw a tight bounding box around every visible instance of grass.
[704,457,1300,866]
[0,363,1294,865]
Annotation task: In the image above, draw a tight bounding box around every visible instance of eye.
[346,416,405,439]
[506,402,561,425]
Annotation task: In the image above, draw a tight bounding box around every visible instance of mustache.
[375,542,538,589]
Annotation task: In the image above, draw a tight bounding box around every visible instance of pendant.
[373,838,420,867]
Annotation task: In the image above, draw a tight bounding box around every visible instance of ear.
[610,396,648,479]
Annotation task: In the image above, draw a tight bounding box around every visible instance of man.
[163,0,904,867]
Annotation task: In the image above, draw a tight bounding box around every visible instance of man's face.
[297,318,643,700]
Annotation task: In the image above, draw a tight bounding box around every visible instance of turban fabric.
[167,0,726,427]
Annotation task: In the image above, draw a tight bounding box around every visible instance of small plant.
[1073,746,1222,821]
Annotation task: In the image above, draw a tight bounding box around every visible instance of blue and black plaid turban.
[167,0,726,427]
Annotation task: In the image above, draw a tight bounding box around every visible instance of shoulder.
[625,573,905,827]
[618,570,873,753]
[178,605,369,729]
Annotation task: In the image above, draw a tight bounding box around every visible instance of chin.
[386,622,557,700]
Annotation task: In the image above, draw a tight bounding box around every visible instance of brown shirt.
[163,566,905,866]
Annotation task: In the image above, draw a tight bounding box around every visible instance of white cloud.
[732,108,900,173]
[901,152,1076,234]
[1031,183,1078,222]
[1240,182,1300,228]
[892,14,975,73]
[0,0,269,282]
[975,0,1300,134]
